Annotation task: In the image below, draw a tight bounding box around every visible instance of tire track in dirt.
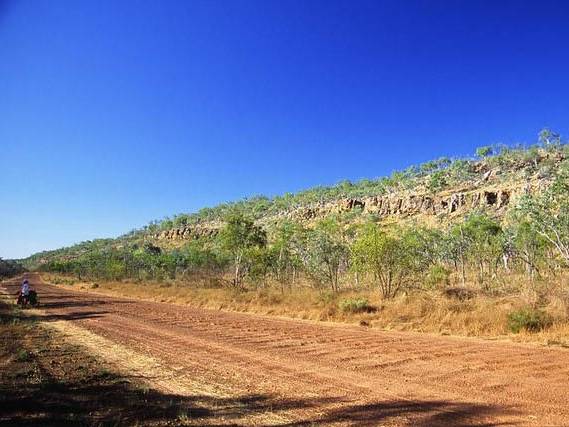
[3,275,569,426]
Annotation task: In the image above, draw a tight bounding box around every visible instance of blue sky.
[1,0,568,259]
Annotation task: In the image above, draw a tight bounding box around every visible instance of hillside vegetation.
[23,130,569,339]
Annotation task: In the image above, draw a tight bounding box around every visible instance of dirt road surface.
[2,275,569,426]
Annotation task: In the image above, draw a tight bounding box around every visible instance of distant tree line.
[0,259,25,278]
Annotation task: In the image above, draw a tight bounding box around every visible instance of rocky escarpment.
[153,147,568,243]
[154,179,545,243]
[289,188,512,220]
[155,223,220,241]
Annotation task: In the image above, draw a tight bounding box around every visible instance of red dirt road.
[3,276,569,426]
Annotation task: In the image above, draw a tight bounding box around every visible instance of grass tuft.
[339,298,375,313]
[507,307,552,333]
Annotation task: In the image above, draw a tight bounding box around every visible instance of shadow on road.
[1,386,516,426]
[38,299,123,309]
[27,310,110,322]
[282,399,517,427]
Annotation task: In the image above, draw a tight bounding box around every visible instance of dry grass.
[42,273,569,347]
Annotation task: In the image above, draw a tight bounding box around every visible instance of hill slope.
[22,137,567,269]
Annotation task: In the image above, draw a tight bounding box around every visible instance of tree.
[179,240,225,277]
[508,221,548,279]
[447,214,503,287]
[351,225,428,298]
[539,128,561,147]
[517,162,569,265]
[461,214,503,286]
[403,226,446,268]
[247,247,273,287]
[218,211,267,289]
[476,146,493,158]
[427,170,448,192]
[298,219,348,292]
[448,223,470,285]
[268,221,303,290]
[0,258,25,278]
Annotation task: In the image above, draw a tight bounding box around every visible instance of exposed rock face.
[155,224,219,241]
[368,188,511,215]
[155,182,539,242]
[289,187,515,221]
[146,149,565,242]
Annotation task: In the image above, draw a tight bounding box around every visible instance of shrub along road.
[2,274,569,426]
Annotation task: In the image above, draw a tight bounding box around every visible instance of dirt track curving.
[2,275,569,426]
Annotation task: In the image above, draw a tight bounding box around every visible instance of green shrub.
[16,349,30,362]
[425,265,450,289]
[476,145,493,158]
[339,298,375,313]
[507,308,551,333]
[427,170,448,192]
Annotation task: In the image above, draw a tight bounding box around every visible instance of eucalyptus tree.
[351,224,429,298]
[218,210,267,289]
[517,161,569,266]
[298,218,349,292]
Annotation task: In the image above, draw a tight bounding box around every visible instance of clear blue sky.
[1,0,568,259]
